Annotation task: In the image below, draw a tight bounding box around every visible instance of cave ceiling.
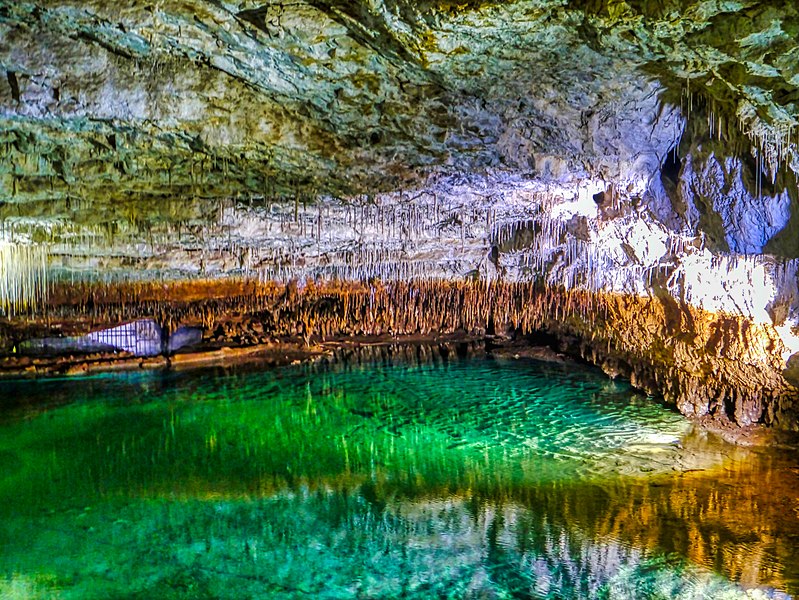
[0,0,797,204]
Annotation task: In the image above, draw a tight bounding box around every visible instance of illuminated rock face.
[1,1,799,428]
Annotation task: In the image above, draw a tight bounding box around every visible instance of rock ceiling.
[1,0,797,203]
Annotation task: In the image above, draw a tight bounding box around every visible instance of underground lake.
[1,350,798,599]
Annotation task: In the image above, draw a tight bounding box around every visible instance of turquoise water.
[0,352,797,599]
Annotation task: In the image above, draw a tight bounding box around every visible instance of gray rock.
[167,326,203,354]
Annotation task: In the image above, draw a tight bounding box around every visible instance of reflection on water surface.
[0,353,797,599]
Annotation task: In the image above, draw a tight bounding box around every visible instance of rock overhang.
[0,1,795,200]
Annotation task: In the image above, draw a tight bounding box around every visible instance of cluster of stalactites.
[41,278,607,340]
[490,211,799,311]
[0,242,49,316]
[735,100,797,187]
[682,86,798,189]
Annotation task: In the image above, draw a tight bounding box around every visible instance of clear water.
[0,354,798,599]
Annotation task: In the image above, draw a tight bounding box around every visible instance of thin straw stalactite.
[0,242,49,317]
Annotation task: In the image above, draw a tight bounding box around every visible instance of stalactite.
[0,241,49,316]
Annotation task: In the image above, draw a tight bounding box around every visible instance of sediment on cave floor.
[1,277,796,431]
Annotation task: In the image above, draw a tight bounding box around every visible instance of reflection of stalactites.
[0,241,49,316]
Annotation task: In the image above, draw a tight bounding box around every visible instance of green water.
[0,352,797,599]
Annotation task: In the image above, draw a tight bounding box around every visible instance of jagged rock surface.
[1,1,798,201]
